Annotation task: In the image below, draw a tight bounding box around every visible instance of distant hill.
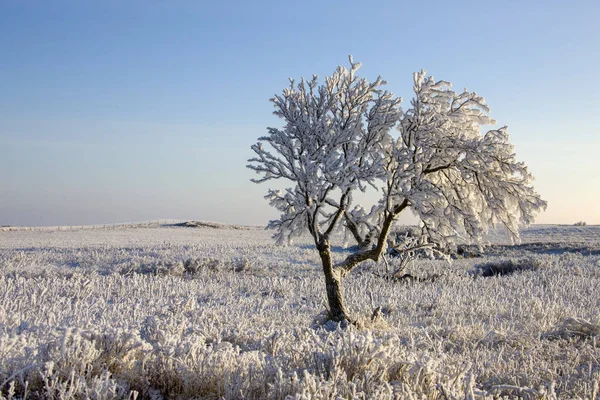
[171,221,253,230]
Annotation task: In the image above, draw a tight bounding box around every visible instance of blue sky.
[1,0,599,226]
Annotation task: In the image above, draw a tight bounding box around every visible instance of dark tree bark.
[317,240,349,322]
[314,199,411,322]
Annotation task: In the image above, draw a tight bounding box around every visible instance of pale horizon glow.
[1,1,599,227]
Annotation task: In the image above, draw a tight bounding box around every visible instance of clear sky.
[1,0,599,226]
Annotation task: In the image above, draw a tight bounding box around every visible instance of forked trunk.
[317,243,349,322]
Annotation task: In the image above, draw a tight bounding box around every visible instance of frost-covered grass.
[1,224,600,399]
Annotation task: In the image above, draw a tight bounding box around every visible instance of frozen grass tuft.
[544,317,600,340]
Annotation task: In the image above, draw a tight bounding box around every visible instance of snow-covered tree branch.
[248,58,546,322]
[394,71,547,248]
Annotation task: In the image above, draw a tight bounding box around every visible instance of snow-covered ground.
[1,224,599,399]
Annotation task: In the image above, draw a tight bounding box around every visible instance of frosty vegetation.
[248,57,546,322]
[1,224,599,399]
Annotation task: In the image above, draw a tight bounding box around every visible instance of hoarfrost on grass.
[1,224,600,399]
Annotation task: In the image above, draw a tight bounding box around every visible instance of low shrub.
[474,257,542,277]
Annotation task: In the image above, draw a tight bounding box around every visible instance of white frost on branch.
[248,56,402,245]
[249,59,546,253]
[392,71,547,246]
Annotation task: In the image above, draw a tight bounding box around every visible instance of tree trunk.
[317,242,349,322]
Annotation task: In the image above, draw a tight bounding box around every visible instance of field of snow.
[1,223,600,399]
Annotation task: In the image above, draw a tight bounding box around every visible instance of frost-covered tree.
[248,57,546,322]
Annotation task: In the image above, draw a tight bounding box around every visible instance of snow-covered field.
[1,223,599,399]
